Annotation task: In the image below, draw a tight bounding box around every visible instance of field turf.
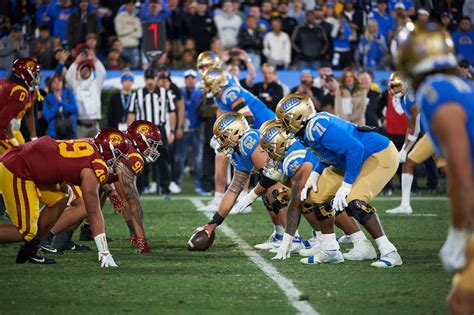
[0,192,451,314]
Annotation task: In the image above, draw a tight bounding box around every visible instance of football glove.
[108,190,127,214]
[99,251,118,268]
[333,182,352,211]
[271,233,293,260]
[439,227,470,272]
[232,190,259,213]
[300,171,320,201]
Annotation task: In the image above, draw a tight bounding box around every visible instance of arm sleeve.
[62,90,78,115]
[320,126,364,184]
[94,59,106,87]
[128,91,137,114]
[54,63,65,76]
[315,162,328,175]
[167,90,177,113]
[65,64,77,89]
[42,95,58,122]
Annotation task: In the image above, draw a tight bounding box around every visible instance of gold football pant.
[310,142,399,204]
[408,134,446,168]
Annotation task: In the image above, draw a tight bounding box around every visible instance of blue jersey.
[400,92,417,119]
[301,112,390,184]
[279,140,320,179]
[417,74,474,169]
[214,83,275,129]
[230,129,260,174]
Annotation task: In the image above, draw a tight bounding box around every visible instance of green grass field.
[0,193,452,315]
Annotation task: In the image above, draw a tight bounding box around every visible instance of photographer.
[43,74,78,139]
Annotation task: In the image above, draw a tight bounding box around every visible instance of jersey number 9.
[57,140,95,158]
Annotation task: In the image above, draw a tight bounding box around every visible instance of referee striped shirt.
[128,87,176,126]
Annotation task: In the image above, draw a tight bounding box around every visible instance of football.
[187,229,215,251]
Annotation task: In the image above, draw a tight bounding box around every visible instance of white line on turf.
[190,198,319,315]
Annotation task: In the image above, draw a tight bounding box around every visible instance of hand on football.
[99,251,118,268]
[194,224,216,238]
[439,227,470,272]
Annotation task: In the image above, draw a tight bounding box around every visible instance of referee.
[127,67,177,198]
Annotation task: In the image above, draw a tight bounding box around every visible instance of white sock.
[401,173,414,208]
[375,235,397,256]
[321,233,340,251]
[274,225,285,235]
[349,231,368,243]
[295,229,301,238]
[315,231,322,239]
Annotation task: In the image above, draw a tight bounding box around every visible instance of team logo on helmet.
[219,115,237,130]
[137,124,151,134]
[281,97,301,113]
[25,61,35,69]
[262,127,279,144]
[108,133,124,145]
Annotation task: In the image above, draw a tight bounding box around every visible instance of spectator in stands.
[114,0,142,68]
[313,63,333,90]
[358,18,388,69]
[324,2,340,40]
[278,2,298,36]
[31,25,55,69]
[252,63,284,111]
[210,37,224,58]
[12,0,35,32]
[459,59,473,80]
[291,69,323,109]
[46,0,76,46]
[141,0,171,22]
[288,0,306,25]
[105,49,127,70]
[107,70,134,130]
[263,17,291,69]
[214,0,242,49]
[332,15,353,69]
[174,48,196,69]
[465,0,474,24]
[66,51,106,138]
[440,12,457,33]
[237,16,263,69]
[335,67,367,125]
[320,74,338,113]
[84,33,99,55]
[292,11,329,69]
[342,0,364,62]
[313,5,333,59]
[173,69,204,194]
[372,0,395,44]
[189,0,217,53]
[453,16,474,65]
[416,8,430,22]
[358,70,381,129]
[67,0,99,51]
[225,49,257,90]
[389,0,415,17]
[435,0,463,23]
[0,24,29,72]
[166,0,190,61]
[393,3,410,29]
[53,47,70,77]
[43,74,77,139]
[261,0,274,24]
[232,0,246,21]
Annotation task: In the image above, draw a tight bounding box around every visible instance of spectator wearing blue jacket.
[43,74,78,139]
[453,17,474,65]
[46,0,77,45]
[332,16,353,69]
[358,18,388,69]
[372,0,395,44]
[140,0,171,22]
[171,70,205,194]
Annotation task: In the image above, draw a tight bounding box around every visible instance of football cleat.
[41,244,59,254]
[29,250,56,264]
[299,238,323,257]
[337,234,353,244]
[371,251,403,268]
[386,205,413,214]
[137,238,152,254]
[169,181,182,194]
[343,240,377,261]
[254,232,283,250]
[300,250,345,265]
[79,224,94,241]
[16,240,56,264]
[229,204,252,215]
[269,236,308,254]
[130,234,138,245]
[308,230,319,247]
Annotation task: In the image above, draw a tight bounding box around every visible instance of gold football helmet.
[202,67,228,96]
[213,112,249,155]
[396,22,457,78]
[259,119,293,162]
[197,51,222,76]
[388,72,408,98]
[275,93,315,134]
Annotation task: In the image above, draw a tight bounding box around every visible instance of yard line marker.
[190,198,319,315]
[384,213,438,217]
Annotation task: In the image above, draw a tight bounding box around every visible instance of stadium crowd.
[1,0,474,198]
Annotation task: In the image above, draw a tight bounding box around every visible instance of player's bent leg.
[0,224,24,243]
[254,192,285,250]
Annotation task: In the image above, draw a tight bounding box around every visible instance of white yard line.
[190,198,319,315]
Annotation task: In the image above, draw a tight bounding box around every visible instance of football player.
[194,113,310,252]
[386,72,446,214]
[397,22,474,314]
[273,93,402,268]
[0,128,129,267]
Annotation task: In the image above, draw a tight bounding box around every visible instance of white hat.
[184,69,198,78]
[395,2,405,10]
[417,8,430,16]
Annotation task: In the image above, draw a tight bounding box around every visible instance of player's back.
[1,136,109,186]
[418,74,474,167]
[0,79,32,137]
[281,139,319,178]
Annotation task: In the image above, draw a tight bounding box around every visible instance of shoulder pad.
[221,85,242,105]
[91,158,109,184]
[306,114,330,142]
[239,130,260,157]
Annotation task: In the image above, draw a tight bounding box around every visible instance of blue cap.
[121,69,134,82]
[300,68,314,77]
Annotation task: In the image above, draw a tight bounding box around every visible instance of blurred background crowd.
[1,0,474,197]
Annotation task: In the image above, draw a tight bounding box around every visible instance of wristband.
[407,134,417,142]
[94,233,109,253]
[30,136,38,141]
[208,212,225,226]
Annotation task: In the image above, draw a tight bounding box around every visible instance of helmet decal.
[137,124,152,134]
[108,133,124,145]
[281,97,301,113]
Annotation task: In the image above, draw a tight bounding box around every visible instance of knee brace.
[346,200,376,224]
[313,202,335,221]
[263,195,286,215]
[302,202,313,215]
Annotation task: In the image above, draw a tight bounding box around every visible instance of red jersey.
[0,136,109,186]
[385,92,408,136]
[106,146,145,183]
[0,79,35,140]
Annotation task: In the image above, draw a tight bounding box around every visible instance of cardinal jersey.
[0,136,109,186]
[301,112,390,184]
[230,129,260,174]
[214,84,275,128]
[417,74,474,168]
[280,140,320,179]
[0,79,35,140]
[106,146,145,183]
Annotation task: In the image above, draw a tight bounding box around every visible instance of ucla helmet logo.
[281,97,301,113]
[219,114,237,130]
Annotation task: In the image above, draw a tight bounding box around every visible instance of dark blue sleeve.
[319,125,364,184]
[42,94,59,122]
[62,89,78,115]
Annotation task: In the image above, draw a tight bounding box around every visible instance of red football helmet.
[126,120,162,163]
[12,58,41,92]
[94,128,130,171]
